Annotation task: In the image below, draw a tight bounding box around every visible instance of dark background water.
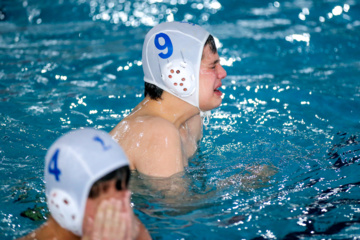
[1,0,360,239]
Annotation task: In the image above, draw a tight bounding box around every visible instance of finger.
[123,191,138,240]
[124,192,135,240]
[123,190,132,214]
[93,199,107,239]
[119,198,129,240]
[102,199,115,239]
[118,191,130,240]
[109,198,122,239]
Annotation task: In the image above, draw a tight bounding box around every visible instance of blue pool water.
[1,0,360,239]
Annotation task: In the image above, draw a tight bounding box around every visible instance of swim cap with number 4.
[44,128,129,236]
[142,21,210,108]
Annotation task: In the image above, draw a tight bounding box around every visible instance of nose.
[217,64,227,80]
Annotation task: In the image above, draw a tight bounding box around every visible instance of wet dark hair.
[203,34,217,56]
[144,82,163,101]
[144,34,217,100]
[88,165,130,199]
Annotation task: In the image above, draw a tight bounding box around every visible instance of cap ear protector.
[47,189,81,236]
[162,58,196,97]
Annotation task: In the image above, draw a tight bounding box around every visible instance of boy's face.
[198,44,227,111]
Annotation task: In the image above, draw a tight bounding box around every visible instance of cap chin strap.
[200,110,211,127]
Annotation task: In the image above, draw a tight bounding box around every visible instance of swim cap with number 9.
[142,21,210,108]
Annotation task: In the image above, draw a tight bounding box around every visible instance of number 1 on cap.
[48,149,61,181]
[154,33,173,59]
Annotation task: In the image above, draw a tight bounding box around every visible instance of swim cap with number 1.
[44,128,129,236]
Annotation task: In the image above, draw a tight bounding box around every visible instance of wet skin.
[110,44,227,178]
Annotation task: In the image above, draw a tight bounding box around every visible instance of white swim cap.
[44,128,129,236]
[142,21,210,108]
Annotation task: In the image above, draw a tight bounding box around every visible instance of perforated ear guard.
[162,59,196,97]
[47,189,82,236]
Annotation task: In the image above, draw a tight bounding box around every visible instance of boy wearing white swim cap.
[110,22,227,178]
[18,128,151,240]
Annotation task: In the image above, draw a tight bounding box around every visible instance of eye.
[211,63,218,69]
[115,179,122,190]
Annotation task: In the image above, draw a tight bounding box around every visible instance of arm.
[216,164,278,191]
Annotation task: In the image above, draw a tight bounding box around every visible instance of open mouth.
[214,86,222,95]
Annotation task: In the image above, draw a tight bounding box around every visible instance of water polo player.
[110,21,227,178]
[19,128,151,240]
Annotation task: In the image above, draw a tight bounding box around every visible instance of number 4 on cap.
[48,149,61,181]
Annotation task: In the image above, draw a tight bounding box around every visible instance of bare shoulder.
[131,116,181,144]
[110,116,184,177]
[110,115,179,141]
[16,220,56,240]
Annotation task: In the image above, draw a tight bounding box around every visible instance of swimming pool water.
[1,0,360,239]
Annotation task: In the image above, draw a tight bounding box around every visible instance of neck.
[136,92,200,128]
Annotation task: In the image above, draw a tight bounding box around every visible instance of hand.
[82,191,138,240]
